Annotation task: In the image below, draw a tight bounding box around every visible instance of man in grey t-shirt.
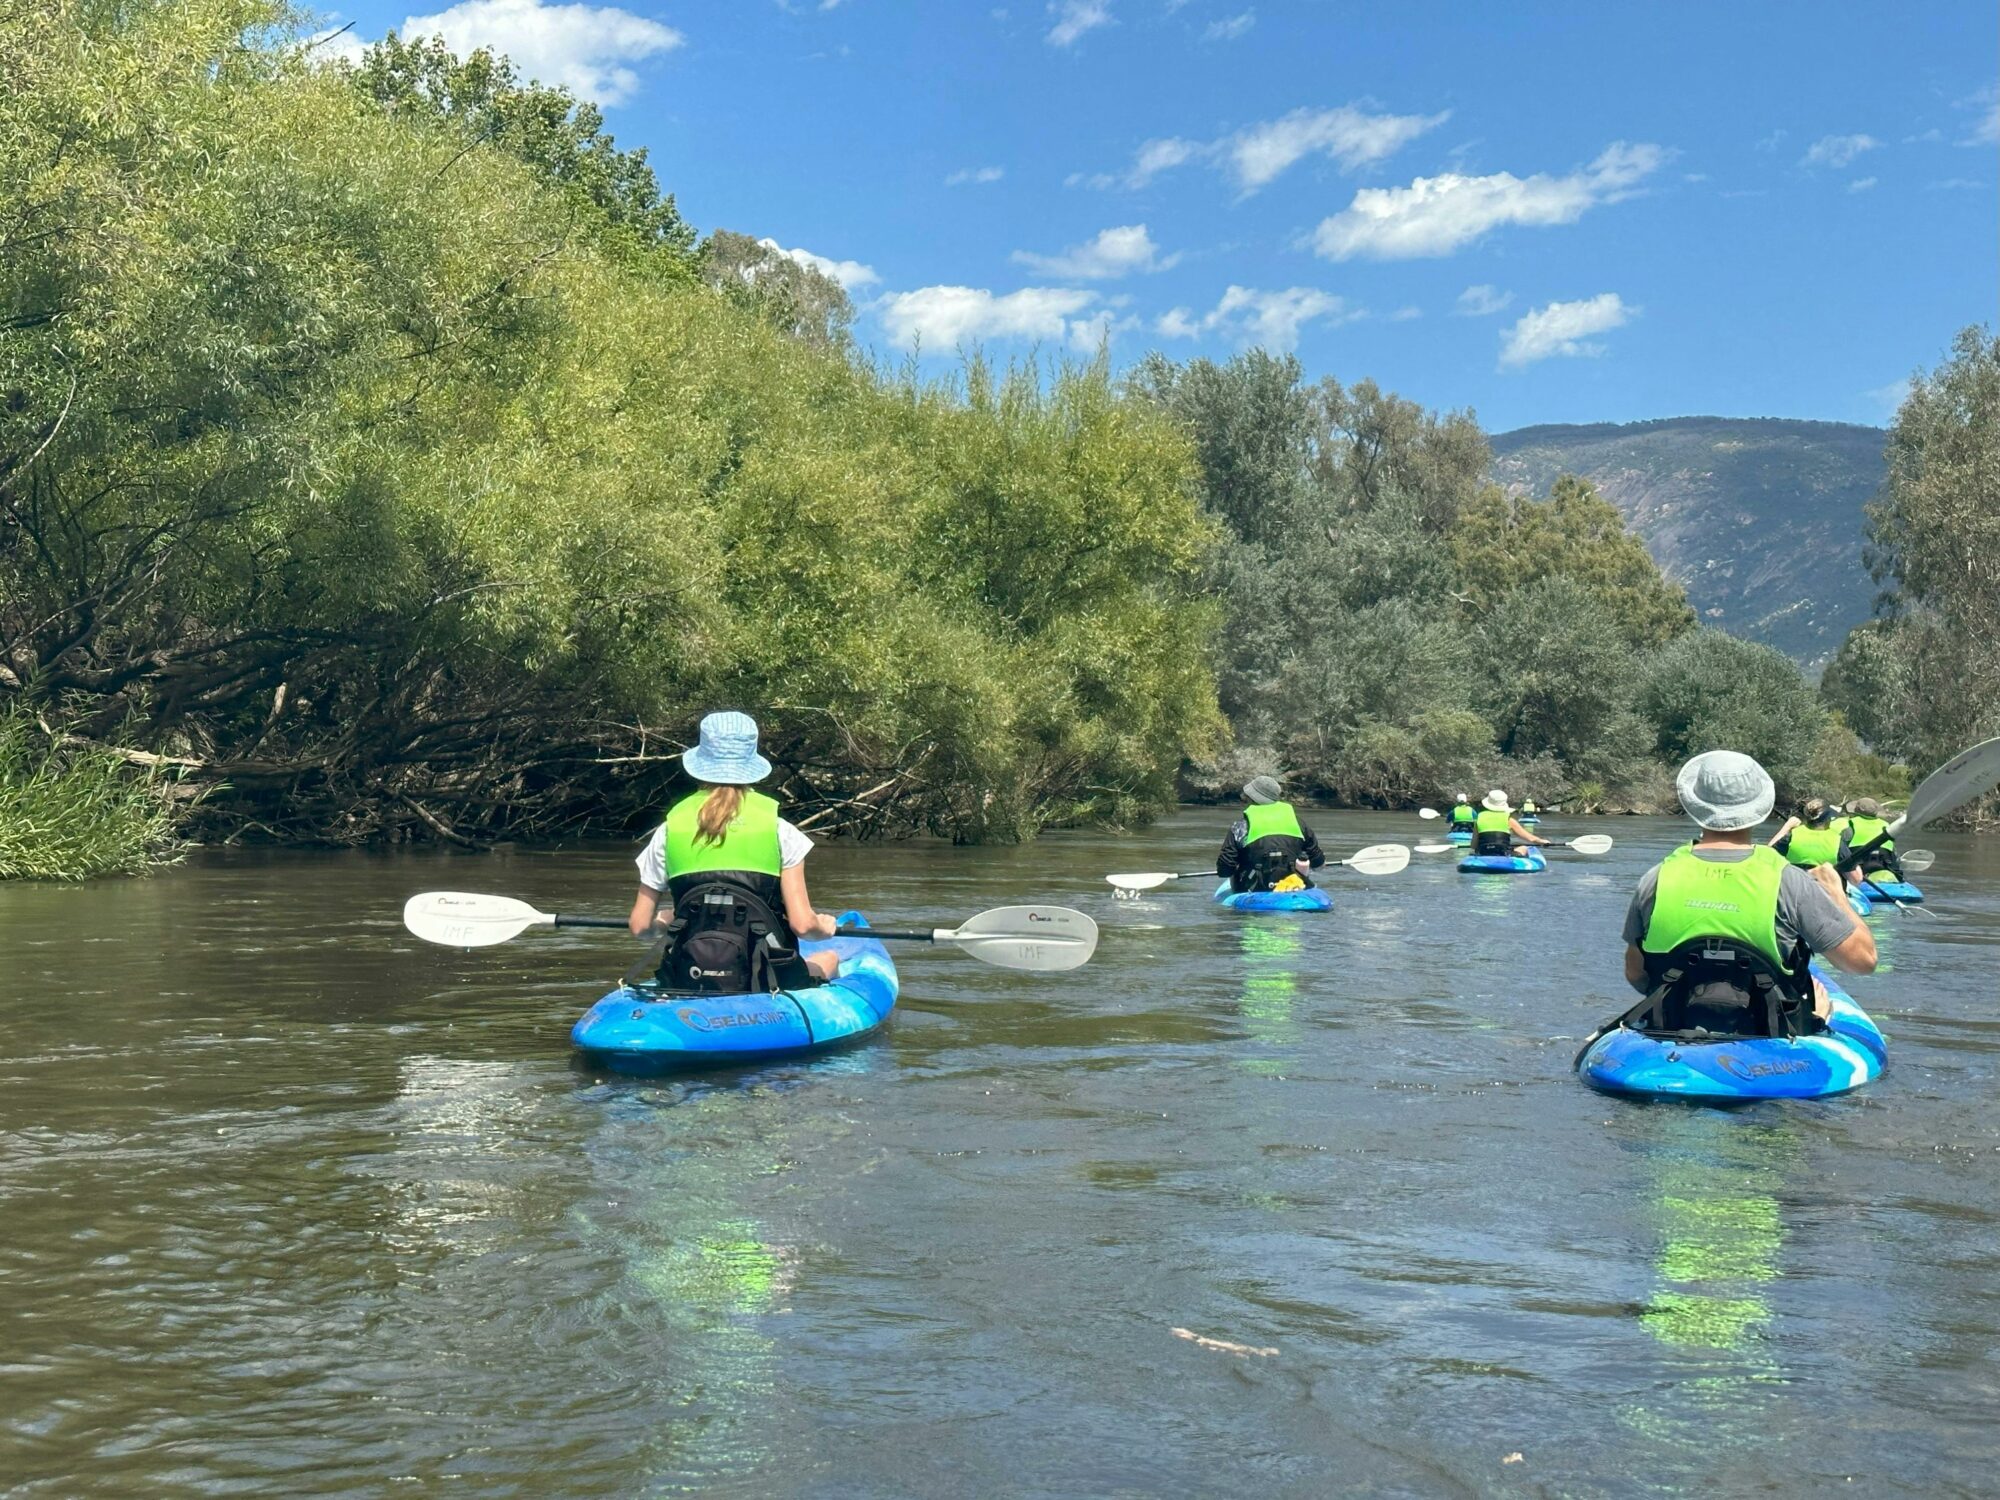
[1622,751,1877,1019]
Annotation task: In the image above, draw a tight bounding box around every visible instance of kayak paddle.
[1887,735,2000,836]
[1106,842,1412,893]
[1417,807,1441,820]
[1417,833,1611,856]
[401,892,1098,971]
[1897,849,1936,873]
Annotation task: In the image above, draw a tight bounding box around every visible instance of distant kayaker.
[1838,797,1904,881]
[1620,751,1876,1036]
[1768,797,1855,876]
[1446,793,1477,837]
[1520,796,1539,817]
[628,711,842,993]
[1217,776,1326,893]
[1470,791,1549,858]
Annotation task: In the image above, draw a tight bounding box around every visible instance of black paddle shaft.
[554,915,629,930]
[836,925,936,942]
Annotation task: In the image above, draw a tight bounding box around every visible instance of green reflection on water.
[1237,922,1302,1074]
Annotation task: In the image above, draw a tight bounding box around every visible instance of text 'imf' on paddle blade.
[402,890,549,947]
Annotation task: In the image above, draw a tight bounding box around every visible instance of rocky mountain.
[1489,417,1887,670]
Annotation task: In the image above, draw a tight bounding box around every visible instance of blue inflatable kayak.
[1519,815,1541,827]
[1576,965,1886,1102]
[1847,886,1872,917]
[1863,877,1924,904]
[1457,847,1547,874]
[1445,829,1473,845]
[571,913,897,1072]
[1213,881,1332,912]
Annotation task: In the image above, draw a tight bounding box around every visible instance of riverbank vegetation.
[2,3,1977,875]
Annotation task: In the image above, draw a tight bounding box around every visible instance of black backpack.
[653,881,818,996]
[1621,938,1821,1041]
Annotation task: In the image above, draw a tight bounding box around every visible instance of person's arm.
[1767,817,1800,848]
[780,862,838,939]
[629,886,663,939]
[1509,816,1549,845]
[1297,823,1325,869]
[1624,944,1648,992]
[1216,823,1245,879]
[1789,867,1878,975]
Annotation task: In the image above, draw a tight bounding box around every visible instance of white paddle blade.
[1895,849,1936,873]
[1413,843,1456,854]
[947,905,1098,971]
[402,891,552,947]
[1106,872,1178,892]
[1893,735,2000,833]
[1566,834,1614,855]
[1342,842,1412,875]
[1417,807,1440,819]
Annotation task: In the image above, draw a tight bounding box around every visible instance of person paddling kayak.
[628,712,842,992]
[1768,797,1855,877]
[1838,797,1905,882]
[1217,776,1326,893]
[1620,751,1876,1036]
[1470,790,1549,859]
[1445,793,1477,838]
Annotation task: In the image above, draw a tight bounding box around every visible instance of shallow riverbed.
[3,809,1997,1496]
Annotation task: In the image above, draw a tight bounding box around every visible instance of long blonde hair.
[694,785,743,846]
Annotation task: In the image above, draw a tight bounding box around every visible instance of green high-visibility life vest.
[1474,808,1511,836]
[1449,804,1477,827]
[664,789,782,879]
[1521,799,1538,814]
[1843,814,1893,855]
[1782,825,1842,867]
[1244,801,1305,843]
[1640,844,1794,976]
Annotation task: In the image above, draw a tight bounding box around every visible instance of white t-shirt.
[634,818,814,891]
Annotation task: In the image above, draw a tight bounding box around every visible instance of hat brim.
[682,747,773,785]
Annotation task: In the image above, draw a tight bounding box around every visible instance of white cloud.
[1928,177,1986,191]
[1963,88,2000,146]
[1011,223,1178,278]
[1313,142,1666,261]
[1227,105,1452,192]
[398,0,683,105]
[1155,285,1354,352]
[1387,306,1422,322]
[1075,104,1446,194]
[1499,293,1633,368]
[1203,10,1254,42]
[1847,176,1878,194]
[757,238,880,290]
[876,285,1100,348]
[1454,284,1512,317]
[945,166,1006,186]
[1800,133,1880,169]
[1046,0,1111,46]
[1863,378,1914,420]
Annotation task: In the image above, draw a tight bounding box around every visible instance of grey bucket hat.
[1243,775,1284,805]
[1676,750,1775,832]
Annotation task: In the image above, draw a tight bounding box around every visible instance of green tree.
[1453,474,1696,649]
[700,230,856,353]
[1831,326,2000,792]
[1638,630,1826,798]
[346,29,698,274]
[1475,576,1642,772]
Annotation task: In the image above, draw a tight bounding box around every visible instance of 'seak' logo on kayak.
[678,1006,790,1033]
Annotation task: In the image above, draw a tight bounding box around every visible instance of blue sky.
[319,0,1998,432]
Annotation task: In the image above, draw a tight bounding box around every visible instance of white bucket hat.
[682,710,773,786]
[1676,750,1774,831]
[1481,789,1512,812]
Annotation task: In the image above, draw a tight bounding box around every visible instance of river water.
[3,809,1997,1497]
